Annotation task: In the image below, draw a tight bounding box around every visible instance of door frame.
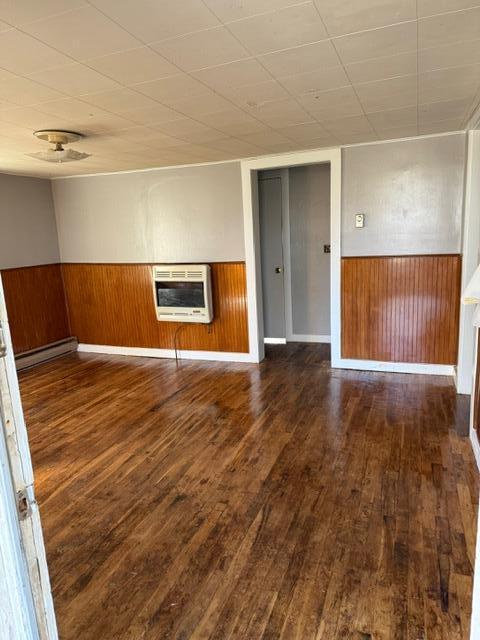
[0,276,58,639]
[241,147,342,364]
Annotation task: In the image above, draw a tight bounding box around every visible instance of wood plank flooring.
[19,344,479,639]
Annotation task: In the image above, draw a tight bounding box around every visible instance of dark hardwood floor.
[19,345,479,639]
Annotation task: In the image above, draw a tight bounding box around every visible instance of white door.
[0,275,58,639]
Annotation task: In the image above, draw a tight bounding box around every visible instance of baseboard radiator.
[15,337,78,371]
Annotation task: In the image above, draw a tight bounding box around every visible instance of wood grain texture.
[19,344,478,639]
[1,264,71,354]
[341,254,462,364]
[61,262,249,353]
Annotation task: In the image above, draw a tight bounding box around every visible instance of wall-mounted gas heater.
[152,265,213,323]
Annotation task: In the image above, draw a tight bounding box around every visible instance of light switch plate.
[355,213,365,228]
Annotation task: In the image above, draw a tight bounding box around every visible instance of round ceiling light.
[28,129,91,163]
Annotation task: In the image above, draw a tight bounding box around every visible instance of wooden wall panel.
[341,255,461,364]
[61,262,249,353]
[1,264,71,354]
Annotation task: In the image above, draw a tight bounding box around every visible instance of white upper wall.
[342,133,466,256]
[52,162,245,263]
[0,173,59,270]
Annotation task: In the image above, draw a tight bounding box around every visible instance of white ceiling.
[0,0,479,177]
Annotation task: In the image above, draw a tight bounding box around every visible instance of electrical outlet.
[324,244,331,253]
[355,213,365,228]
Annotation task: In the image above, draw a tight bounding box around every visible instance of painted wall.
[52,162,245,264]
[0,173,59,270]
[342,133,466,257]
[289,164,330,337]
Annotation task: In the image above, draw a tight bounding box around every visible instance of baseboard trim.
[15,337,78,370]
[471,429,480,471]
[289,334,331,344]
[264,337,287,344]
[77,343,256,363]
[333,358,455,376]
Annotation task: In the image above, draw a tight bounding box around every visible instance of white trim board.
[78,344,256,363]
[471,430,480,472]
[290,334,331,343]
[241,147,342,365]
[336,359,455,376]
[457,130,480,394]
[264,337,286,344]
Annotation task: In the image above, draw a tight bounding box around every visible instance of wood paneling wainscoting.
[1,264,71,354]
[341,254,461,364]
[61,262,249,353]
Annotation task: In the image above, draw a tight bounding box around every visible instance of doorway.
[241,148,342,366]
[257,164,332,349]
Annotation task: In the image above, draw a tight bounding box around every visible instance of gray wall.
[52,162,245,263]
[342,133,466,256]
[290,164,331,336]
[0,173,59,269]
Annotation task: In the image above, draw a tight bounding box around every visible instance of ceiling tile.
[280,66,350,94]
[105,126,179,146]
[203,0,300,22]
[152,118,227,143]
[23,7,143,60]
[133,74,210,102]
[192,59,271,90]
[419,65,480,103]
[314,0,416,37]
[89,0,220,43]
[248,98,314,127]
[334,129,378,144]
[417,1,480,18]
[116,104,182,126]
[222,80,290,107]
[345,51,417,84]
[418,7,480,49]
[208,137,265,156]
[298,86,363,119]
[29,63,120,97]
[418,119,465,134]
[376,125,418,138]
[0,1,87,25]
[418,97,472,123]
[239,129,293,148]
[81,88,161,115]
[320,116,376,145]
[37,98,135,131]
[151,26,249,72]
[163,90,234,115]
[0,29,72,74]
[366,105,417,130]
[0,106,72,129]
[259,40,341,77]
[228,4,328,55]
[87,48,178,85]
[197,109,270,135]
[322,114,376,134]
[419,39,480,73]
[333,21,417,65]
[0,73,65,106]
[354,75,417,112]
[274,121,332,141]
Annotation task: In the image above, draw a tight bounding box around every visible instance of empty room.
[2,2,480,639]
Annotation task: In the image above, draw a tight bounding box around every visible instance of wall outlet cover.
[355,213,365,228]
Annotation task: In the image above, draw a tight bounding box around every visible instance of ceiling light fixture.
[28,130,90,163]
